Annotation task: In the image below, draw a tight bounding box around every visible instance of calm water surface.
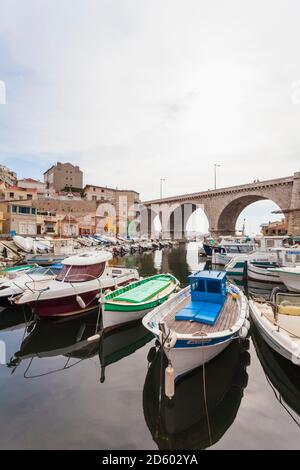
[0,242,299,449]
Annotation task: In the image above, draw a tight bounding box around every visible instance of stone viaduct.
[141,172,300,239]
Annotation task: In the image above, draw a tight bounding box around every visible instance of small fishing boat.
[142,270,249,381]
[15,251,139,318]
[102,274,179,330]
[246,261,283,284]
[267,266,300,292]
[249,291,300,365]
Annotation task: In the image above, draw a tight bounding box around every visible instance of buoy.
[165,364,175,399]
[232,293,238,300]
[76,295,86,309]
[239,326,248,339]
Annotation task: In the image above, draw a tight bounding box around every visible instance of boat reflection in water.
[143,339,250,450]
[0,304,32,333]
[99,321,153,383]
[8,309,153,380]
[8,310,102,375]
[251,323,300,422]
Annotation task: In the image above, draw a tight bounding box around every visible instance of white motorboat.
[13,235,34,253]
[224,244,300,280]
[268,266,300,292]
[142,270,249,381]
[14,251,139,318]
[249,291,300,365]
[0,265,62,306]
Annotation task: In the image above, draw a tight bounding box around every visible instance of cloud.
[0,0,299,220]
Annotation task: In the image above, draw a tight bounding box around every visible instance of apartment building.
[0,185,38,202]
[83,184,116,203]
[0,200,37,236]
[44,162,83,191]
[18,178,46,195]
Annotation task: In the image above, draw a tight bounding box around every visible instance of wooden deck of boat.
[165,294,240,335]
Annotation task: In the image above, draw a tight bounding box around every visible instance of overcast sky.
[0,1,299,232]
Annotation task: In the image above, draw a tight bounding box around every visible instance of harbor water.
[0,242,299,450]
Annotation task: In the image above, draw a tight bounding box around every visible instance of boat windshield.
[276,292,300,308]
[56,263,105,282]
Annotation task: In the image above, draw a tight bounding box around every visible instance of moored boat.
[14,251,139,318]
[102,274,179,330]
[142,270,249,381]
[0,264,62,306]
[249,291,300,365]
[246,261,283,284]
[267,266,300,292]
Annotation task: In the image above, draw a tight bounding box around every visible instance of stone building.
[0,164,17,186]
[44,162,83,191]
[261,219,288,236]
[0,185,38,202]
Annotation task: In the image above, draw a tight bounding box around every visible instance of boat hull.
[102,306,153,330]
[249,300,300,365]
[25,277,135,318]
[247,264,283,284]
[166,335,236,379]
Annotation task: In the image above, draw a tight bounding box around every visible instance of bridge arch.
[167,202,209,239]
[214,194,286,236]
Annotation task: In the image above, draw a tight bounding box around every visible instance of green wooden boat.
[102,274,180,329]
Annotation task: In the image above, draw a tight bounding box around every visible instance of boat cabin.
[56,251,112,283]
[175,271,227,326]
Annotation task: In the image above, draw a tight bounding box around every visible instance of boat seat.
[278,305,300,316]
[175,301,223,326]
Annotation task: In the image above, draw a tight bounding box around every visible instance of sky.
[0,0,299,233]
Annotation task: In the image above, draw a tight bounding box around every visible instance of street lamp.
[160,178,166,199]
[214,164,220,190]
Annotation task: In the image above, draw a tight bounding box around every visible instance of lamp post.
[160,178,166,199]
[214,164,220,190]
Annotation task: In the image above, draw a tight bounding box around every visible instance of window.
[101,196,104,200]
[92,196,97,201]
[27,194,33,200]
[196,279,205,292]
[18,206,31,214]
[19,223,27,234]
[31,208,36,215]
[56,263,105,282]
[206,280,221,294]
[19,196,24,200]
[101,189,104,193]
[12,206,17,213]
[9,192,14,198]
